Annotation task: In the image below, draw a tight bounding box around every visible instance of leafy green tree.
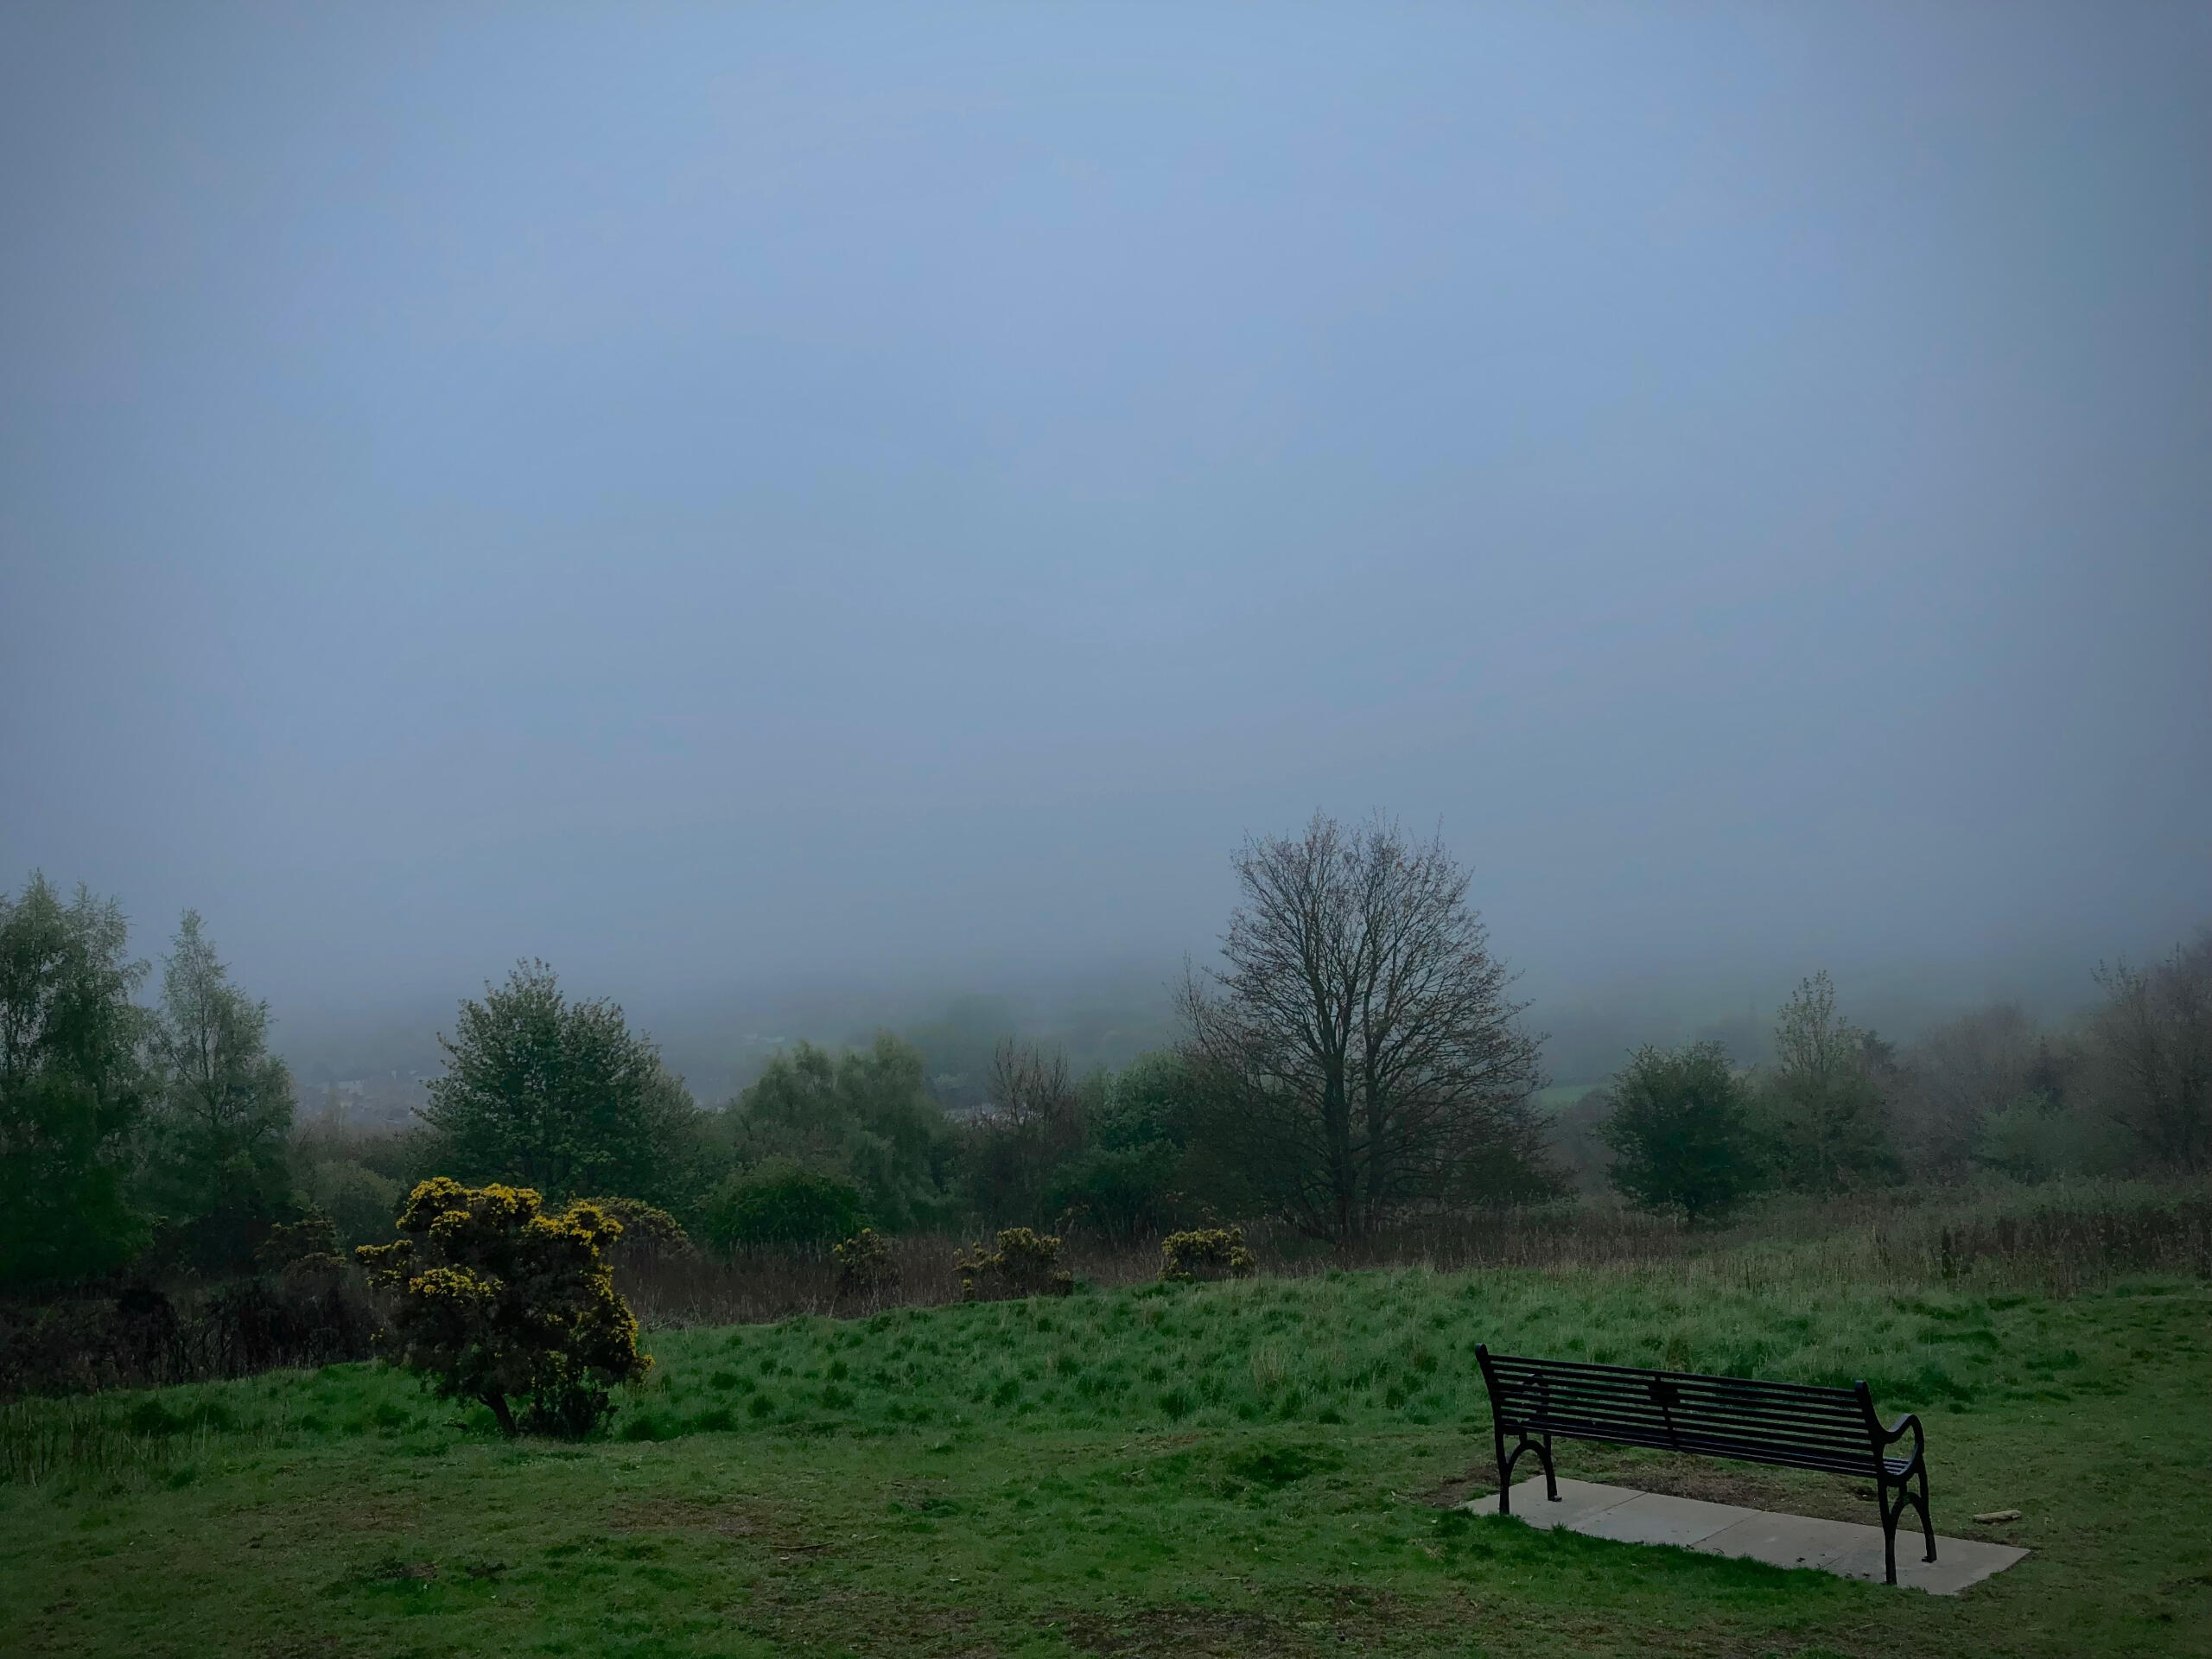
[699,1158,867,1251]
[0,875,150,1287]
[1049,1051,1198,1242]
[1754,972,1900,1192]
[421,962,700,1208]
[297,1158,402,1249]
[729,1035,951,1230]
[143,912,296,1271]
[1598,1040,1761,1226]
[357,1178,650,1437]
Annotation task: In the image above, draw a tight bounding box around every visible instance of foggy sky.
[3,4,2207,1070]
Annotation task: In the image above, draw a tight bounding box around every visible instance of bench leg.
[1915,1465,1936,1564]
[1493,1425,1512,1516]
[1879,1478,1900,1586]
[1540,1432,1558,1502]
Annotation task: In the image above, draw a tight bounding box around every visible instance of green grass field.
[3,1257,2207,1658]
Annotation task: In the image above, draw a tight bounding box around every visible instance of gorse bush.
[1160,1225,1255,1282]
[254,1210,341,1270]
[356,1179,650,1437]
[576,1197,692,1262]
[833,1228,898,1298]
[957,1227,1073,1300]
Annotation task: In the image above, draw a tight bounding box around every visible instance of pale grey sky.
[3,3,2206,1075]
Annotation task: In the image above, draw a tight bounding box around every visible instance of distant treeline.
[4,820,2208,1305]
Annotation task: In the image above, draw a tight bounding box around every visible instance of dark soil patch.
[607,1495,764,1540]
[1061,1606,1308,1657]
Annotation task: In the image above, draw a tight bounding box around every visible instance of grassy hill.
[3,1243,2208,1656]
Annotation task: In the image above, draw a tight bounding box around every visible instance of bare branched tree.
[1180,813,1553,1239]
[1889,1003,2048,1179]
[2088,931,2212,1173]
[963,1039,1085,1225]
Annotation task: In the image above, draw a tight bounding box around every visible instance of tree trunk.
[481,1391,518,1436]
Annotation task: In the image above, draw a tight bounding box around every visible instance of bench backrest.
[1476,1346,1884,1478]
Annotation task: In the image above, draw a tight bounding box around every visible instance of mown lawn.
[3,1262,2206,1657]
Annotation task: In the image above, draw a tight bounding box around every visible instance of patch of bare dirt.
[607,1496,762,1539]
[325,1494,424,1532]
[1421,1466,1491,1508]
[1059,1607,1307,1658]
[607,1493,843,1560]
[735,1586,994,1657]
[1059,1586,1413,1659]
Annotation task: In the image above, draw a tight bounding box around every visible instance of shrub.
[833,1228,899,1299]
[574,1197,693,1262]
[1599,1041,1764,1226]
[1160,1225,1256,1282]
[956,1227,1073,1301]
[255,1210,342,1270]
[356,1179,651,1437]
[299,1159,402,1249]
[701,1160,867,1252]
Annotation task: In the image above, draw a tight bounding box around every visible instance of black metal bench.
[1474,1344,1936,1584]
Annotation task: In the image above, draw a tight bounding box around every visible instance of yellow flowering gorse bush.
[1160,1225,1257,1283]
[356,1177,650,1436]
[956,1227,1073,1301]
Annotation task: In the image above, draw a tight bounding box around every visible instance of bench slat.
[1477,1348,1888,1478]
[1486,1389,1866,1442]
[1483,1368,1862,1414]
[1487,1381,1872,1430]
[1502,1414,1881,1468]
[1496,1404,1875,1453]
[1480,1353,1858,1395]
[1491,1392,1872,1441]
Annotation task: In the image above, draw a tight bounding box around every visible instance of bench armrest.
[1879,1412,1924,1462]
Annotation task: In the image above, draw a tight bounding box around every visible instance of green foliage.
[355,1178,651,1436]
[143,912,296,1273]
[1753,972,1901,1192]
[420,961,702,1209]
[1975,1090,2133,1182]
[957,1226,1073,1300]
[1160,1224,1256,1281]
[1049,1050,1199,1240]
[1598,1041,1763,1225]
[0,874,150,1288]
[728,1036,953,1230]
[701,1159,866,1251]
[296,1158,402,1249]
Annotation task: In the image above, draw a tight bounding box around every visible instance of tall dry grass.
[613,1179,2209,1329]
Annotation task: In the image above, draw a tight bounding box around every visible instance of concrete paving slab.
[1693,1511,1873,1571]
[1825,1534,2031,1597]
[1463,1480,2031,1595]
[1461,1477,1640,1530]
[1573,1490,1758,1547]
